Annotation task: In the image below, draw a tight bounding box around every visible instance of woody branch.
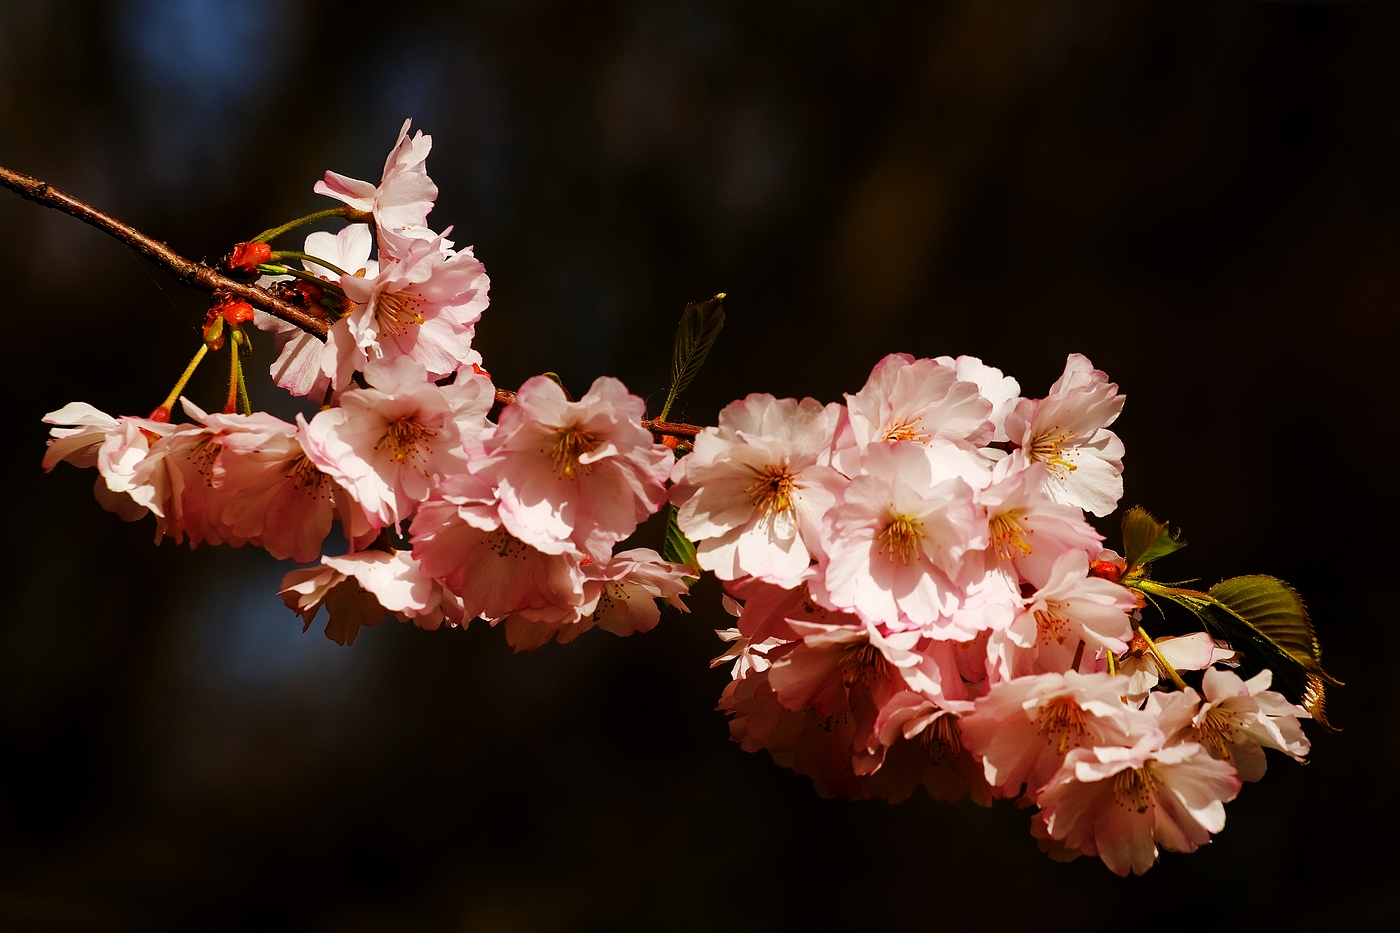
[0,164,702,439]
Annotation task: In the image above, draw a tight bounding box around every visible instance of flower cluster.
[43,120,693,650]
[698,354,1311,874]
[33,120,1327,876]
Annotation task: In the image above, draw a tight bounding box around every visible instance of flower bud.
[1088,559,1122,583]
[203,297,255,349]
[223,241,273,275]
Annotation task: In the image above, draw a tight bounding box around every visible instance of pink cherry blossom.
[832,353,994,476]
[671,394,845,587]
[132,403,242,548]
[323,550,467,631]
[254,223,377,400]
[1165,668,1311,782]
[722,577,859,644]
[281,562,387,646]
[314,118,440,253]
[473,375,672,561]
[213,411,373,562]
[582,548,692,638]
[710,627,784,680]
[720,622,958,801]
[1004,353,1125,517]
[42,402,174,521]
[410,473,588,645]
[508,548,693,650]
[862,692,993,805]
[976,461,1104,589]
[279,549,463,646]
[1035,733,1241,876]
[1120,632,1239,702]
[1005,551,1137,675]
[328,237,489,390]
[719,649,876,800]
[941,355,1022,444]
[816,442,983,627]
[301,358,494,530]
[959,671,1148,800]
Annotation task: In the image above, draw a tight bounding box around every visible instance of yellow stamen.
[1035,697,1089,755]
[746,465,798,516]
[375,291,426,336]
[1193,706,1241,760]
[189,437,222,484]
[926,714,963,764]
[484,527,532,558]
[1112,764,1158,814]
[287,454,330,494]
[989,510,1033,560]
[591,582,629,621]
[884,417,928,444]
[376,418,437,465]
[839,642,889,687]
[1034,600,1073,645]
[878,513,924,564]
[1029,428,1080,474]
[550,424,599,477]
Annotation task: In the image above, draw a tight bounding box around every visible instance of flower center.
[1033,600,1073,645]
[925,714,963,764]
[591,582,629,621]
[483,527,532,559]
[1112,764,1158,814]
[375,290,426,336]
[1029,428,1079,475]
[884,416,928,444]
[189,437,222,483]
[376,418,437,465]
[1193,705,1242,760]
[1035,697,1089,755]
[550,424,600,477]
[839,642,888,687]
[877,513,924,564]
[288,454,330,493]
[989,510,1033,560]
[746,465,798,516]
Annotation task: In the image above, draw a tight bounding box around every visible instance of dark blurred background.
[1,0,1395,929]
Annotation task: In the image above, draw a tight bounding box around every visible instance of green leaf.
[659,294,725,421]
[1121,506,1186,572]
[661,504,701,577]
[1207,575,1341,730]
[1130,575,1340,730]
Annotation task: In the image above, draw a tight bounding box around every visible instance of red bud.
[224,241,273,274]
[1088,559,1123,583]
[147,406,171,423]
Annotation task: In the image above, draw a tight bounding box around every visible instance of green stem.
[257,263,347,295]
[253,206,367,244]
[657,381,680,422]
[157,343,209,414]
[1137,624,1188,690]
[271,251,351,278]
[234,331,252,415]
[224,340,242,414]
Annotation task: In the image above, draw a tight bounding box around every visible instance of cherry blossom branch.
[0,164,331,339]
[1,165,706,438]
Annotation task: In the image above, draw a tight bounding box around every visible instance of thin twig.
[0,164,329,339]
[2,164,709,438]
